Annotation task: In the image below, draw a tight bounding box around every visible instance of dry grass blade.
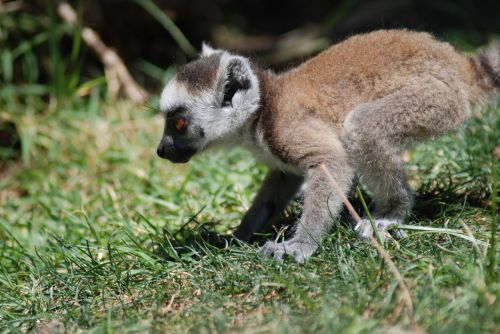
[396,225,487,245]
[368,235,414,314]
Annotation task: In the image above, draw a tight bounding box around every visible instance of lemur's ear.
[227,58,252,90]
[201,42,219,57]
[221,58,252,107]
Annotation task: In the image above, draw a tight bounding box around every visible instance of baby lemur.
[157,30,499,262]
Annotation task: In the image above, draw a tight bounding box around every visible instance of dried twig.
[319,163,414,315]
[57,2,148,103]
[165,293,176,312]
[0,0,24,13]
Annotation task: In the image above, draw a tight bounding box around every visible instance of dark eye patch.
[165,106,186,118]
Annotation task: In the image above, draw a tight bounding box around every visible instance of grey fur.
[343,75,470,238]
[261,133,353,263]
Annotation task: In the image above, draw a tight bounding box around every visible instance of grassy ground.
[0,99,498,333]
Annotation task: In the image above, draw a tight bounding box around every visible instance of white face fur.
[157,45,261,163]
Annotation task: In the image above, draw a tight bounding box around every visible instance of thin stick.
[57,2,148,104]
[368,235,414,314]
[0,0,23,13]
[319,164,362,222]
[165,293,176,312]
[319,163,414,314]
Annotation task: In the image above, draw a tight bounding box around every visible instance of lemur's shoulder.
[254,68,341,169]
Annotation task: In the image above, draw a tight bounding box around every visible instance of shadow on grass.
[152,208,301,261]
[153,175,493,261]
[413,179,493,219]
[0,120,21,167]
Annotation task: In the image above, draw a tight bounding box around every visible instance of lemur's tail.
[466,42,499,108]
[472,42,500,91]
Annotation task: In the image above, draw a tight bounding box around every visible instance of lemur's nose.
[156,137,172,159]
[156,145,166,159]
[156,136,196,163]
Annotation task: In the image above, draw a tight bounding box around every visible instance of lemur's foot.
[260,239,318,263]
[354,218,405,240]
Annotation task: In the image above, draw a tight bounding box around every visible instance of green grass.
[0,99,498,333]
[1,5,498,333]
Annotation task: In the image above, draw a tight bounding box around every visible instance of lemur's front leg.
[261,146,354,263]
[234,170,304,242]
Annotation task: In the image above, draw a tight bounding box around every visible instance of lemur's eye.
[222,82,238,108]
[174,117,187,134]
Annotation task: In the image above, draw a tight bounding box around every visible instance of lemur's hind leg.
[349,136,413,239]
[344,76,470,239]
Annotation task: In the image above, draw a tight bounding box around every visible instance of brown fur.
[256,30,495,167]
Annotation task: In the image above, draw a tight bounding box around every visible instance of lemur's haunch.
[157,29,499,262]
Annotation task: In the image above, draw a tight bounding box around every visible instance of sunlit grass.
[0,100,498,333]
[1,3,498,332]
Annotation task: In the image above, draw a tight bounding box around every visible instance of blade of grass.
[356,186,384,245]
[486,152,498,283]
[130,0,197,57]
[394,225,487,245]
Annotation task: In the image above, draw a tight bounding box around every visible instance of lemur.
[156,30,499,263]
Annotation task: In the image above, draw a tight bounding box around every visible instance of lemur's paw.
[354,219,405,240]
[260,239,317,263]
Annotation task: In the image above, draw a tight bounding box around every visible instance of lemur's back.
[278,30,484,124]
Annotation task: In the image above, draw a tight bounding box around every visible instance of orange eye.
[174,117,187,132]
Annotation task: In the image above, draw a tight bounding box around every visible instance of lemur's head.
[157,44,260,163]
